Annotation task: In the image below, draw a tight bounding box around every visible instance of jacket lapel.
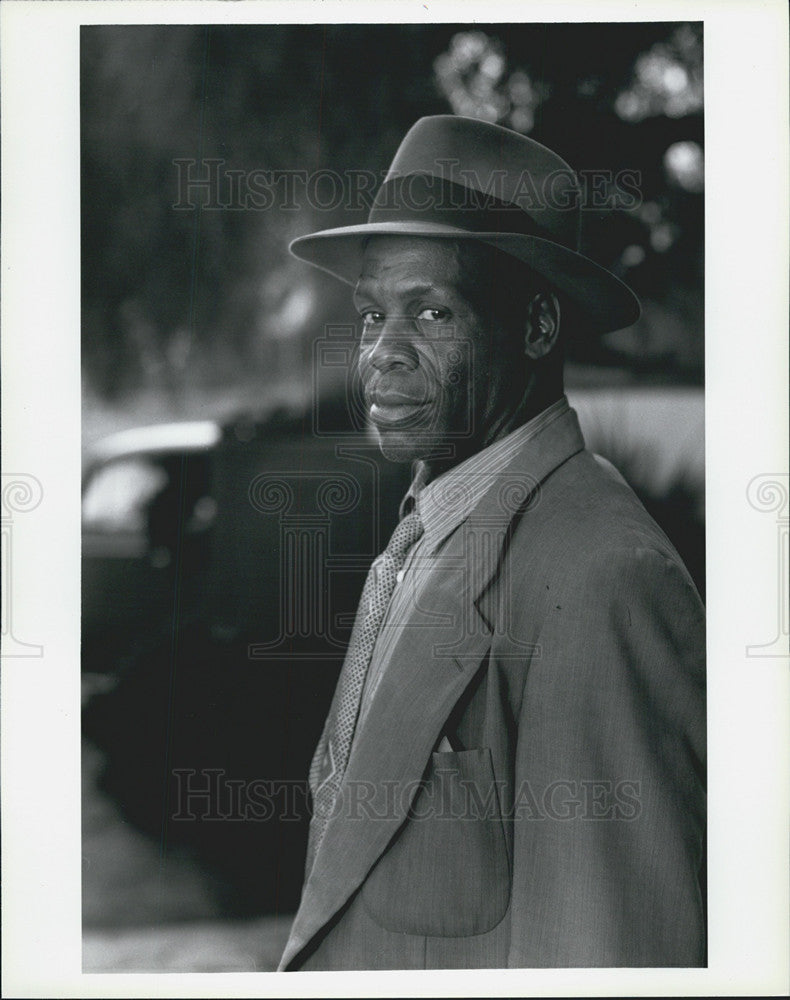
[279,406,586,970]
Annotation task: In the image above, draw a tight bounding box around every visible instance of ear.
[523,291,561,359]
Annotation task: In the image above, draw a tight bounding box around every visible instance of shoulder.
[514,447,695,584]
[498,449,704,649]
[488,449,705,756]
[506,453,705,712]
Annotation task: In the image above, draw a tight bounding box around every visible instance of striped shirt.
[356,395,571,728]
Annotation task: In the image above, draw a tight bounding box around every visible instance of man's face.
[353,237,525,465]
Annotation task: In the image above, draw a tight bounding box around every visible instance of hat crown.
[287,115,641,335]
[370,115,581,249]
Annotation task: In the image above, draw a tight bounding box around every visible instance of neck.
[419,377,563,485]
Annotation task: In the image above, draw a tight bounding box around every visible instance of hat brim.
[290,221,640,335]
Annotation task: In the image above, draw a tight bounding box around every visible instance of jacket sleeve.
[507,545,706,967]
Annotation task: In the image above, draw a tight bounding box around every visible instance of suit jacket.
[279,406,706,970]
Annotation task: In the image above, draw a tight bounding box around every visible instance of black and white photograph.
[79,19,709,973]
[1,2,788,996]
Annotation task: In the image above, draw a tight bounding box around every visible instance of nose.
[362,316,420,373]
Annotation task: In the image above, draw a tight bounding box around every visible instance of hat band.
[367,174,579,250]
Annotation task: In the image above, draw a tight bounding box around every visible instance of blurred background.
[81,22,704,971]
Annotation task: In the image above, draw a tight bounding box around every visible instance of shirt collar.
[401,395,570,554]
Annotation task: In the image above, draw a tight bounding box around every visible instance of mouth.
[368,391,433,427]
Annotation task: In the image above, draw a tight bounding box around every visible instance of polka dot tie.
[305,510,424,874]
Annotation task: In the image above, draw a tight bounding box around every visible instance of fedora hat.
[289,115,640,334]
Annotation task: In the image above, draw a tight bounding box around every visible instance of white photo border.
[1,1,788,996]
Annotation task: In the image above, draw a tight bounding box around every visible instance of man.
[278,115,706,970]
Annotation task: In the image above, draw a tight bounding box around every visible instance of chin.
[375,432,424,464]
[370,422,434,463]
[375,428,466,468]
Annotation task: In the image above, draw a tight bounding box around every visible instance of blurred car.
[82,421,220,671]
[82,401,413,666]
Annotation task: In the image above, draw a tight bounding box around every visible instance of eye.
[416,307,449,323]
[360,310,384,326]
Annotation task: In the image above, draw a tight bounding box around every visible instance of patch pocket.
[361,747,510,937]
